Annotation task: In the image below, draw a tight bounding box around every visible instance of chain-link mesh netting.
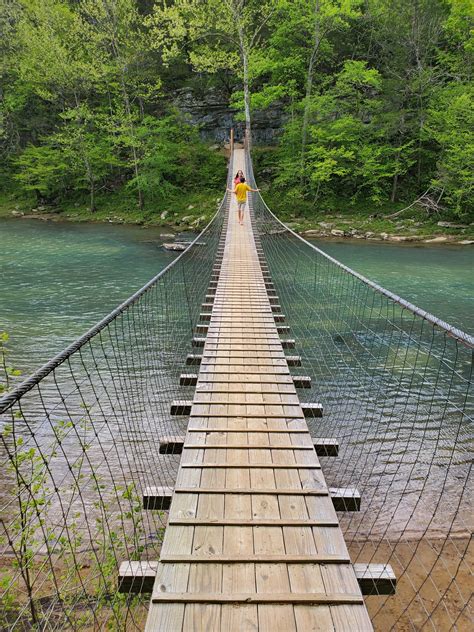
[246,150,473,631]
[0,157,232,630]
[1,145,472,631]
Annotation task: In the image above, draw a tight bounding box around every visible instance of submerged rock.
[163,242,187,251]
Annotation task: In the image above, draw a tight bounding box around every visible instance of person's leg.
[238,201,244,225]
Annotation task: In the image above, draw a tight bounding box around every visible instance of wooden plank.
[314,438,339,457]
[159,555,350,564]
[144,148,373,631]
[181,445,314,450]
[143,486,173,510]
[354,563,396,595]
[169,518,339,527]
[329,488,361,511]
[118,561,157,593]
[151,593,364,605]
[301,403,324,418]
[171,488,328,496]
[179,373,198,386]
[180,464,321,469]
[120,562,396,597]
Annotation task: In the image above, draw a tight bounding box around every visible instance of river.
[0,218,472,376]
[1,216,472,631]
[0,219,179,374]
[311,238,473,334]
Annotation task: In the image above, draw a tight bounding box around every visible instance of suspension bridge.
[0,145,472,631]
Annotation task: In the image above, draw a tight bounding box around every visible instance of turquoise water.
[0,219,179,374]
[0,219,472,378]
[312,239,474,335]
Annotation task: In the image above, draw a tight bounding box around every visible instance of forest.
[0,0,472,228]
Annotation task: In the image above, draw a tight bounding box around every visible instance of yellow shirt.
[234,182,252,202]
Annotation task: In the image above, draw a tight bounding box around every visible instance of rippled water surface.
[0,218,179,373]
[311,239,474,334]
[1,220,472,377]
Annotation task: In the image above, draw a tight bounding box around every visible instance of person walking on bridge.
[234,170,244,186]
[228,176,259,226]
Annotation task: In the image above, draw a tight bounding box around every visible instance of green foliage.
[425,84,474,216]
[0,0,473,219]
[275,61,407,203]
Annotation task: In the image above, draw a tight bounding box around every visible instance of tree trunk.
[103,4,144,211]
[238,26,251,150]
[90,180,96,212]
[300,0,321,185]
[391,172,399,203]
[121,79,144,210]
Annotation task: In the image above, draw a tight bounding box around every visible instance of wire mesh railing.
[246,149,473,631]
[1,144,472,631]
[0,155,232,631]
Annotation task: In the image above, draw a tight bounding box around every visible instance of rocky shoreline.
[296,220,474,245]
[5,208,474,245]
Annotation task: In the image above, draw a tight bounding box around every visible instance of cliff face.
[173,87,286,145]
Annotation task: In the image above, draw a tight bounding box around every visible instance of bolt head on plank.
[179,373,198,386]
[159,436,185,454]
[301,403,323,417]
[354,564,396,595]
[170,400,192,415]
[143,486,173,510]
[330,487,361,511]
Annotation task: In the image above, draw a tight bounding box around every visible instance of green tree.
[148,0,277,146]
[425,84,474,215]
[276,60,404,204]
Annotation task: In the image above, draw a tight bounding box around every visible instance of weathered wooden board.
[144,149,373,631]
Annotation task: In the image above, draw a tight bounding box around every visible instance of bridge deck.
[145,149,372,631]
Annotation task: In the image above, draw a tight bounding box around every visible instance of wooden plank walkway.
[145,149,373,631]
